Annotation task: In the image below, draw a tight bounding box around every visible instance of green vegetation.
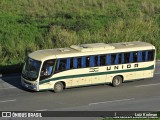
[0,0,160,66]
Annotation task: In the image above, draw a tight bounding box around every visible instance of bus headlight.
[33,83,38,86]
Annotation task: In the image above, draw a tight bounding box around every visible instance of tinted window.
[148,50,155,61]
[111,54,116,65]
[53,49,155,73]
[90,56,95,67]
[142,51,146,61]
[95,55,100,66]
[133,52,138,62]
[100,55,106,66]
[81,56,86,68]
[106,54,111,65]
[40,59,55,80]
[58,59,67,71]
[118,53,122,64]
[77,57,81,68]
[70,58,74,69]
[124,53,130,63]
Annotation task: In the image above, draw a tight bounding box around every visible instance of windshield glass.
[22,57,41,81]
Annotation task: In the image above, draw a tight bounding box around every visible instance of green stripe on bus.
[39,65,154,85]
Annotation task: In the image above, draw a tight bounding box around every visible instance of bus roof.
[28,41,155,61]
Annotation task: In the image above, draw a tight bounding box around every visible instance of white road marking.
[35,109,48,111]
[88,98,135,106]
[134,83,160,87]
[0,99,16,103]
[0,87,16,89]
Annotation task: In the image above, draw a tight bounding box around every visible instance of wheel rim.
[114,77,120,85]
[55,84,62,91]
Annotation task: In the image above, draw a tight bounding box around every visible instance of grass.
[0,0,160,66]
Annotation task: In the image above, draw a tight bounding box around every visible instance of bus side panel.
[123,61,155,81]
[91,75,106,84]
[124,70,154,81]
[136,70,154,79]
[39,60,155,90]
[39,83,50,90]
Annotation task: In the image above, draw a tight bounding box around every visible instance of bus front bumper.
[21,77,39,91]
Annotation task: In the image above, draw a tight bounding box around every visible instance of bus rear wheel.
[54,82,64,93]
[112,76,122,87]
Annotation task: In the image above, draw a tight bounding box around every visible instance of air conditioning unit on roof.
[70,43,115,52]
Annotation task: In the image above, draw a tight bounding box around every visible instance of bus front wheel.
[112,76,122,87]
[54,82,64,93]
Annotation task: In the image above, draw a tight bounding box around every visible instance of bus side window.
[133,52,138,62]
[58,59,67,71]
[100,55,105,66]
[145,51,149,61]
[90,56,95,67]
[121,53,124,64]
[73,57,82,68]
[95,55,100,66]
[124,53,130,64]
[86,56,90,67]
[66,58,70,70]
[106,54,111,65]
[41,60,54,76]
[148,50,155,61]
[77,57,82,68]
[129,52,133,63]
[81,56,86,68]
[111,53,119,65]
[70,58,74,69]
[73,58,78,69]
[137,51,142,62]
[111,54,116,65]
[55,59,60,73]
[142,51,146,62]
[118,53,122,64]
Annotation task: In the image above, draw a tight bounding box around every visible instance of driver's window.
[40,59,55,80]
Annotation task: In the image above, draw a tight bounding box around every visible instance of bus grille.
[23,80,32,85]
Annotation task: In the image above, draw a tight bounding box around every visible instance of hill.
[0,0,160,66]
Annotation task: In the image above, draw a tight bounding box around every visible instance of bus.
[21,41,156,92]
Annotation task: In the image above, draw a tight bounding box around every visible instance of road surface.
[0,62,160,120]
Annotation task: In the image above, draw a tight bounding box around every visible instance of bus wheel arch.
[61,81,66,89]
[112,75,123,87]
[54,81,65,93]
[118,75,124,83]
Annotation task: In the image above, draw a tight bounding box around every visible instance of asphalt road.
[0,62,160,120]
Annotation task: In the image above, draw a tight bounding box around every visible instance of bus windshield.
[22,57,41,81]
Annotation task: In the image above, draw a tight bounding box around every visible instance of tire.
[54,82,64,93]
[112,76,122,87]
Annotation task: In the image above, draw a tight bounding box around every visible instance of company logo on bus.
[106,64,139,71]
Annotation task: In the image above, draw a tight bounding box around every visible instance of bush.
[0,0,160,67]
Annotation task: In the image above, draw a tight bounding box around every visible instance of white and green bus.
[21,41,156,92]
